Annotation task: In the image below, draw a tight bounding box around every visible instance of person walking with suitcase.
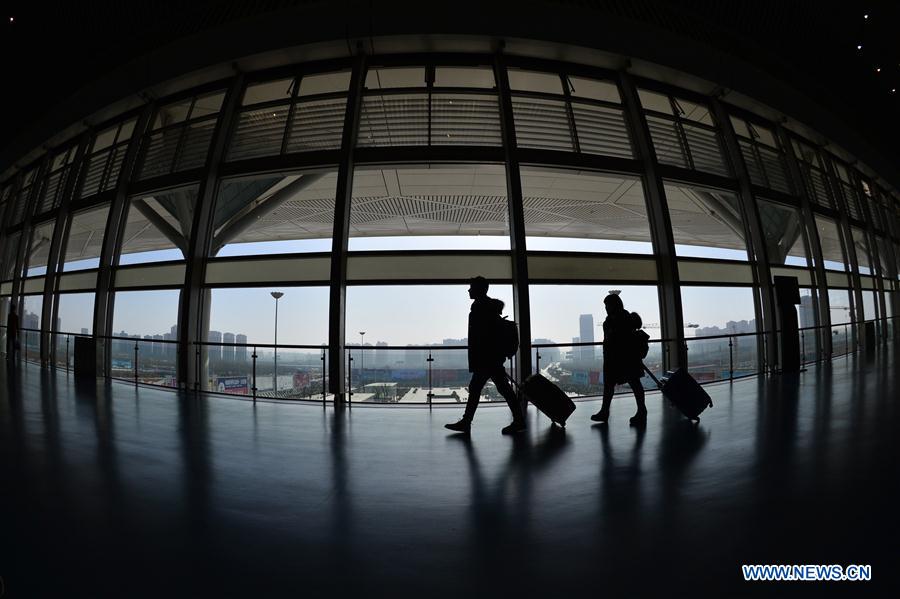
[445,277,526,435]
[591,292,648,426]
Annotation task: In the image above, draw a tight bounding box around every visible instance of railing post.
[347,349,353,407]
[535,348,541,376]
[251,345,257,403]
[728,335,734,381]
[133,340,139,387]
[845,323,849,355]
[65,335,70,373]
[800,329,806,365]
[427,350,434,408]
[321,348,326,405]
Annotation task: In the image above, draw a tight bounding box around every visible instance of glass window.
[876,236,897,279]
[112,289,181,338]
[346,284,514,346]
[62,204,110,271]
[758,199,809,267]
[797,288,817,329]
[55,292,95,334]
[568,77,620,103]
[434,67,495,89]
[850,227,872,275]
[119,186,199,265]
[299,71,351,96]
[1,232,21,280]
[24,221,55,277]
[638,89,672,114]
[529,284,660,343]
[208,286,328,346]
[681,286,758,380]
[680,286,757,336]
[211,170,338,257]
[862,290,878,321]
[22,294,43,330]
[828,289,854,324]
[365,67,426,89]
[815,216,846,271]
[507,69,562,94]
[521,167,653,253]
[666,183,748,260]
[111,289,181,386]
[242,79,294,106]
[349,164,510,250]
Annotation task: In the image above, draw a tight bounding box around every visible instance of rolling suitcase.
[510,373,576,427]
[643,365,713,422]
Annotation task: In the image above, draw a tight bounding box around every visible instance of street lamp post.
[271,291,284,393]
[359,331,366,390]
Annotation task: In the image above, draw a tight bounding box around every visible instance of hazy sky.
[38,234,833,346]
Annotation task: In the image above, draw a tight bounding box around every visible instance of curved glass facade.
[0,51,898,401]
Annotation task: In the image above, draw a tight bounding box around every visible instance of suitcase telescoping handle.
[642,363,663,390]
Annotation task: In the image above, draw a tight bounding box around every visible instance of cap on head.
[469,276,489,294]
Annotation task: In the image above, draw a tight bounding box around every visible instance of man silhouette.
[445,277,525,435]
[5,303,19,363]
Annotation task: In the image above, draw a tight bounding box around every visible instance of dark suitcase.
[511,373,576,427]
[643,365,713,422]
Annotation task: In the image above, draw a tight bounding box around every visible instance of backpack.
[634,329,650,359]
[497,316,520,359]
[630,311,649,359]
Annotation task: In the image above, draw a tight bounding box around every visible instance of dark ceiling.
[1,0,898,176]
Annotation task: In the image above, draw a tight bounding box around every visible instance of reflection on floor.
[1,349,898,597]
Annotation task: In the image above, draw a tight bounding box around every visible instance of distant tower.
[223,332,235,361]
[235,334,248,361]
[579,314,595,361]
[208,330,222,362]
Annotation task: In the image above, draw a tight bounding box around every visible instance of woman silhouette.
[591,293,647,426]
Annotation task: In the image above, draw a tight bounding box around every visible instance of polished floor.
[1,350,898,598]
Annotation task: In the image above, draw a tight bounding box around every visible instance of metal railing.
[1,316,896,403]
[193,340,329,404]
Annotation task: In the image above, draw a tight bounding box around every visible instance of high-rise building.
[235,334,247,361]
[208,330,222,362]
[222,332,235,361]
[579,314,595,362]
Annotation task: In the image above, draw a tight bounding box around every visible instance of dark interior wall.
[2,0,898,187]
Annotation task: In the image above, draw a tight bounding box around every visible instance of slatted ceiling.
[79,150,109,198]
[682,124,730,176]
[646,116,687,168]
[348,195,508,230]
[227,108,289,161]
[286,97,346,152]
[37,169,67,214]
[757,145,793,194]
[138,130,180,179]
[739,141,766,187]
[430,94,502,146]
[511,96,573,151]
[358,94,429,147]
[105,145,127,190]
[571,103,633,158]
[175,121,215,170]
[805,167,833,209]
[842,183,863,221]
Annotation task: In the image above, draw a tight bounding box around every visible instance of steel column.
[494,52,532,380]
[778,125,832,358]
[328,52,366,400]
[43,136,91,366]
[711,98,777,372]
[618,72,685,369]
[179,74,245,391]
[93,104,155,375]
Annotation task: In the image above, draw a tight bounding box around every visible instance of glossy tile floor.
[1,350,898,598]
